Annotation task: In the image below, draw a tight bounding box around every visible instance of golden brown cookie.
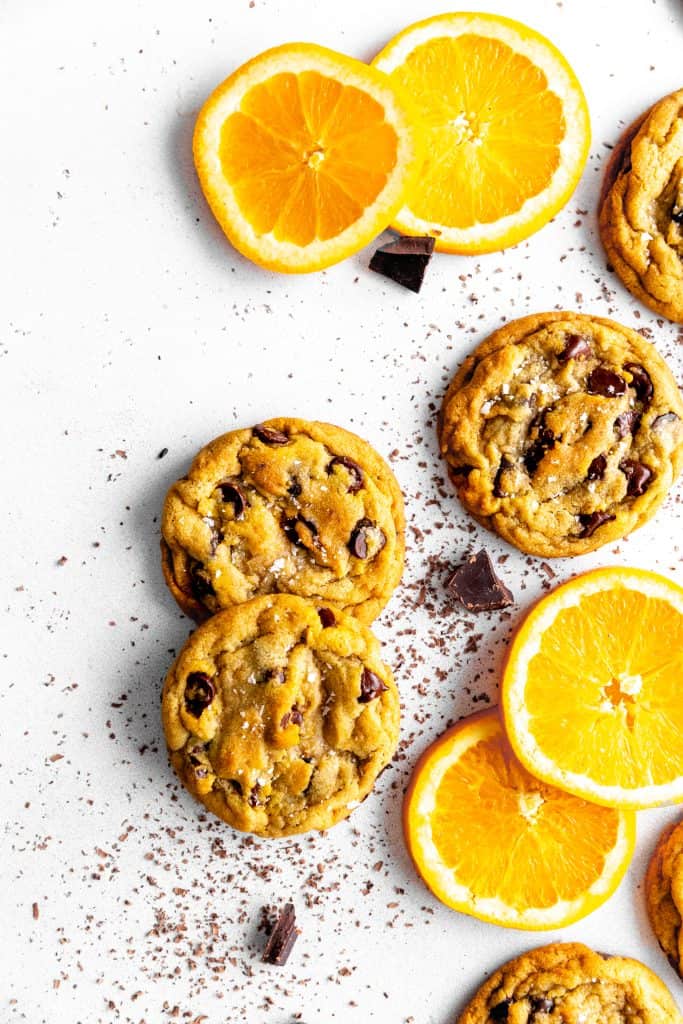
[458,942,682,1023]
[438,312,683,557]
[599,89,683,323]
[162,594,400,837]
[161,418,404,624]
[646,818,683,979]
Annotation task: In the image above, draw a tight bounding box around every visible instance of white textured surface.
[2,1,682,1021]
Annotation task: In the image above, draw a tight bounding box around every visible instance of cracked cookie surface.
[646,818,683,980]
[599,89,683,323]
[458,942,682,1024]
[161,418,404,624]
[162,594,400,837]
[438,312,683,557]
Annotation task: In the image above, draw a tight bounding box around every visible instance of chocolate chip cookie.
[458,942,682,1023]
[162,594,400,837]
[599,89,683,323]
[438,312,683,557]
[161,419,405,624]
[646,818,683,980]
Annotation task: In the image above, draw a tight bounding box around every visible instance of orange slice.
[404,709,634,929]
[503,567,683,810]
[372,13,591,253]
[193,43,419,273]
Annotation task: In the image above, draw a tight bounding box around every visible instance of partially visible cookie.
[161,418,404,624]
[646,818,683,979]
[162,594,400,837]
[599,89,683,323]
[438,312,683,557]
[458,942,682,1023]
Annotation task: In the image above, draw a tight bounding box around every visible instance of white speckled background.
[2,1,683,1021]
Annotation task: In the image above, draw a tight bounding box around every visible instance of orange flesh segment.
[525,589,683,788]
[389,34,564,226]
[430,733,620,911]
[219,71,398,243]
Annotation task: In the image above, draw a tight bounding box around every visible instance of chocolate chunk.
[184,672,215,717]
[253,424,289,446]
[281,705,304,729]
[620,459,653,496]
[217,480,246,517]
[614,410,641,438]
[577,510,616,537]
[282,514,319,549]
[652,411,679,430]
[229,779,243,796]
[597,951,614,961]
[208,523,224,556]
[449,464,474,483]
[490,999,512,1021]
[369,235,435,293]
[528,415,552,475]
[188,753,209,779]
[348,518,386,559]
[558,333,591,362]
[493,457,513,498]
[586,367,627,397]
[189,561,214,600]
[258,668,285,685]
[287,478,303,498]
[248,784,262,808]
[327,455,364,493]
[446,549,514,613]
[624,362,653,404]
[358,667,389,703]
[262,903,299,966]
[530,997,554,1013]
[318,607,336,628]
[586,454,607,481]
[672,208,683,225]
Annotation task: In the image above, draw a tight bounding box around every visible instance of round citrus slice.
[193,43,419,273]
[503,567,683,810]
[404,709,634,929]
[372,12,591,253]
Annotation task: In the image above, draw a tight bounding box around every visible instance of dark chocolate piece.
[280,705,304,729]
[446,549,514,613]
[282,515,319,550]
[557,334,591,362]
[672,208,683,225]
[327,455,364,493]
[318,607,336,628]
[490,999,512,1021]
[287,478,303,498]
[524,425,555,474]
[577,510,616,537]
[586,367,627,397]
[530,996,554,1013]
[586,454,607,481]
[253,424,289,446]
[358,667,389,703]
[369,235,435,293]
[189,561,214,600]
[624,362,653,404]
[262,903,299,965]
[348,518,385,559]
[619,459,653,496]
[217,480,246,517]
[614,410,641,438]
[184,672,215,718]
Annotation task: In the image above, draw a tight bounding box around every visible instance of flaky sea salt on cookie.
[162,594,399,837]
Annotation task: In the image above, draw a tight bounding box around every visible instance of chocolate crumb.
[157,447,168,459]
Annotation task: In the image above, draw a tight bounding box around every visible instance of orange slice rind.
[193,42,419,272]
[404,709,634,929]
[372,12,591,253]
[503,567,683,810]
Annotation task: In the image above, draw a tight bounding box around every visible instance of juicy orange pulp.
[389,34,564,228]
[404,710,634,929]
[221,71,400,245]
[521,588,683,788]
